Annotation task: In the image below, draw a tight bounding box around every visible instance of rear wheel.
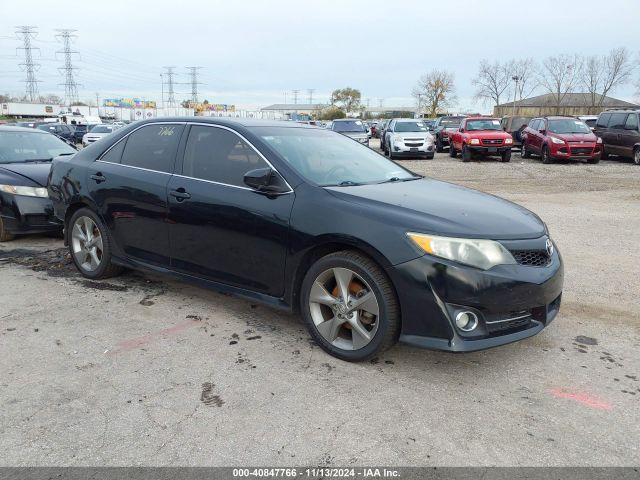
[634,147,640,165]
[541,145,553,164]
[68,208,122,279]
[300,251,400,362]
[521,142,531,158]
[436,136,444,153]
[462,145,471,162]
[0,217,15,242]
[449,144,457,158]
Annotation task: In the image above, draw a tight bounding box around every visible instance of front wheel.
[634,148,640,165]
[0,217,15,242]
[521,143,531,158]
[449,144,457,158]
[68,208,123,279]
[300,251,400,362]
[436,137,444,153]
[501,150,511,162]
[462,145,471,162]
[541,146,553,164]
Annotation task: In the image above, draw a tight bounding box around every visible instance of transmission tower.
[163,66,177,108]
[55,29,81,106]
[292,89,299,105]
[186,66,203,104]
[307,89,315,105]
[15,26,41,102]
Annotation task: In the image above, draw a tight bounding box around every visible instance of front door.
[167,124,294,297]
[88,123,184,266]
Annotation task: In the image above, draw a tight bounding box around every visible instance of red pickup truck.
[449,117,514,162]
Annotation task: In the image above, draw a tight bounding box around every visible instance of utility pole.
[378,98,384,108]
[283,91,288,104]
[186,66,203,104]
[55,29,81,106]
[292,89,299,105]
[307,89,315,105]
[162,66,177,109]
[511,75,520,116]
[15,26,40,102]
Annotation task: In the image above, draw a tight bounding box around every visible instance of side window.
[609,113,628,129]
[596,113,611,128]
[120,124,183,173]
[182,126,268,187]
[538,120,546,132]
[624,113,638,130]
[100,138,126,164]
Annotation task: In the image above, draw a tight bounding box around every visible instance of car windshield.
[91,125,116,133]
[332,120,366,133]
[548,119,591,134]
[395,121,428,132]
[440,117,464,127]
[257,127,417,187]
[0,131,76,163]
[465,119,502,131]
[509,117,530,130]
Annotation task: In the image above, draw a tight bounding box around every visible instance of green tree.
[318,106,346,120]
[330,87,361,113]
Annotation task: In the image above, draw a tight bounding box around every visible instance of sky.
[1,0,639,113]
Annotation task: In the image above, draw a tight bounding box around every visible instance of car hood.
[0,162,51,187]
[394,133,434,141]
[326,178,545,240]
[550,132,597,142]
[466,130,512,140]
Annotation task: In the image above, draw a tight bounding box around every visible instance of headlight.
[505,138,513,144]
[469,138,480,145]
[406,232,516,270]
[550,137,565,144]
[0,184,49,198]
[596,137,603,144]
[393,135,403,144]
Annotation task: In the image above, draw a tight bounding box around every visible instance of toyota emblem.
[545,238,554,256]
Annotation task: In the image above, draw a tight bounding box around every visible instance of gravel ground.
[1,143,639,467]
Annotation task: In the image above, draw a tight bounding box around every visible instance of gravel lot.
[1,141,639,467]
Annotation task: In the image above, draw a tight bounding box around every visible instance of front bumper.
[0,192,62,235]
[549,143,601,161]
[389,238,564,352]
[467,145,512,155]
[392,142,435,157]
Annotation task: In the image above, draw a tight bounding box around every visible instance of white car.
[82,124,120,147]
[384,118,435,159]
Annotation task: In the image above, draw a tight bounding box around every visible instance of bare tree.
[472,60,510,107]
[581,48,634,109]
[537,54,583,114]
[412,70,456,117]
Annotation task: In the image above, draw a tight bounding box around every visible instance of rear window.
[120,124,184,173]
[440,117,464,127]
[510,117,530,131]
[596,113,611,128]
[332,120,366,133]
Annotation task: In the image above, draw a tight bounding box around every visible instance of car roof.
[465,117,498,121]
[135,117,319,129]
[0,125,48,134]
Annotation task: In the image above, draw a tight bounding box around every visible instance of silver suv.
[330,119,369,146]
[383,118,435,159]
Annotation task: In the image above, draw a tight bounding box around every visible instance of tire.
[436,137,445,153]
[67,208,123,279]
[521,143,531,158]
[462,145,471,162]
[449,144,457,158]
[601,148,609,160]
[541,145,553,164]
[500,150,511,162]
[634,147,640,166]
[0,217,15,242]
[587,155,600,164]
[388,141,395,160]
[300,250,400,362]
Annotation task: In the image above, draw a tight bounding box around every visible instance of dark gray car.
[331,119,369,146]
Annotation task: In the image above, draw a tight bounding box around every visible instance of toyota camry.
[48,118,563,361]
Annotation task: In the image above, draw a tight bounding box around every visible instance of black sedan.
[0,126,76,241]
[48,118,563,361]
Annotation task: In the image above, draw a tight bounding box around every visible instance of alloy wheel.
[71,216,104,272]
[635,149,640,165]
[308,267,380,351]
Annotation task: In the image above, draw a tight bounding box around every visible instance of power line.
[292,89,299,105]
[15,26,41,102]
[307,88,315,105]
[55,29,81,105]
[186,66,203,104]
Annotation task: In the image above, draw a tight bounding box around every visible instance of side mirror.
[243,168,289,194]
[459,127,464,132]
[539,129,546,135]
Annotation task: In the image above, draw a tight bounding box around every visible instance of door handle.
[169,188,191,201]
[90,173,106,183]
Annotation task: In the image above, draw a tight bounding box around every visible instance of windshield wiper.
[323,180,362,187]
[379,176,421,184]
[20,158,53,163]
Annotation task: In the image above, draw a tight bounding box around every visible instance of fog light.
[455,311,478,332]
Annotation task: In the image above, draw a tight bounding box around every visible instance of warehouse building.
[494,93,639,117]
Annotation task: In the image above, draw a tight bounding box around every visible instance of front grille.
[486,312,532,334]
[481,139,503,145]
[511,249,551,267]
[405,142,423,147]
[569,146,593,155]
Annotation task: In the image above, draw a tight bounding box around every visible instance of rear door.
[88,123,185,266]
[620,113,639,158]
[606,113,628,156]
[167,124,294,296]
